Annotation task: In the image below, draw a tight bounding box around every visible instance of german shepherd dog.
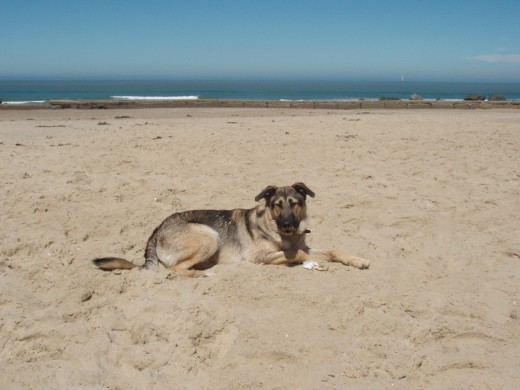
[92,183,370,276]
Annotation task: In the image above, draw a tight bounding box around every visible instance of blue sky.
[1,0,519,82]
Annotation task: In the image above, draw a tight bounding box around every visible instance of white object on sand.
[303,261,320,270]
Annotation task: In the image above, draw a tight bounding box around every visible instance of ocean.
[1,80,520,104]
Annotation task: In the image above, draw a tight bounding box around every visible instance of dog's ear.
[292,182,315,198]
[255,185,278,202]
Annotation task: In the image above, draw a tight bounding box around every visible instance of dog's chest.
[278,235,305,251]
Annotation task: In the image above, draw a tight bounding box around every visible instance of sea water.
[1,80,520,104]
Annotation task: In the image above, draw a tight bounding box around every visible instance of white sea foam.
[2,100,46,105]
[280,98,380,102]
[111,96,198,100]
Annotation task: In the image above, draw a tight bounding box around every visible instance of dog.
[92,182,370,276]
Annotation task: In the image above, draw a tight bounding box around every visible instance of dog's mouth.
[277,223,310,236]
[275,221,298,235]
[279,226,297,235]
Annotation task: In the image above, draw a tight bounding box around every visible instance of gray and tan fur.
[92,183,370,276]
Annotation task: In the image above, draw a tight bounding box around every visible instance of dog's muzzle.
[278,221,299,235]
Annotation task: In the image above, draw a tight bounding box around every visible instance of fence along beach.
[1,98,519,110]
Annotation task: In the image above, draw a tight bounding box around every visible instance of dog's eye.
[275,203,283,208]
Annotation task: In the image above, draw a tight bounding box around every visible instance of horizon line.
[1,77,520,84]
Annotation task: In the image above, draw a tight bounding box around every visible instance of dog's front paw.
[355,258,370,269]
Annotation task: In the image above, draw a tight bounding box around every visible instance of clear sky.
[1,0,519,82]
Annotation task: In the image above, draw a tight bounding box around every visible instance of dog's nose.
[281,221,292,229]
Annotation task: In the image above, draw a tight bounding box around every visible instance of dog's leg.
[260,248,369,269]
[156,224,220,277]
[173,260,214,277]
[308,249,370,269]
[260,249,310,265]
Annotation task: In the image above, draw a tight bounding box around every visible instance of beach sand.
[1,107,519,389]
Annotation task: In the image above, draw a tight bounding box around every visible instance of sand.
[1,107,519,389]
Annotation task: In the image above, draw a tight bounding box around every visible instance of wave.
[111,95,198,101]
[279,98,379,102]
[2,100,46,104]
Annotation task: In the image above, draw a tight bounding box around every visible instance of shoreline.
[1,98,520,110]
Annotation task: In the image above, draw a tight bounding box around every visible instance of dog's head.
[255,182,315,236]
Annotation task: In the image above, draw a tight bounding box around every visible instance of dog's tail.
[92,257,138,271]
[92,228,161,272]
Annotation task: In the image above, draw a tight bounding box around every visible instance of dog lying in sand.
[93,183,370,276]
